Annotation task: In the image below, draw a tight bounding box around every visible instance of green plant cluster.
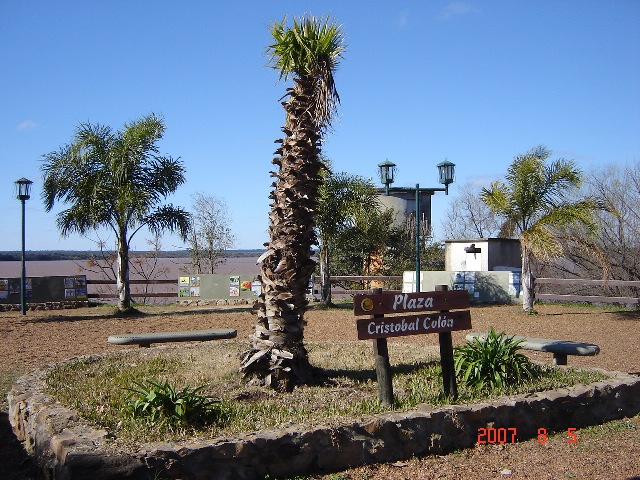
[125,379,222,427]
[453,327,540,390]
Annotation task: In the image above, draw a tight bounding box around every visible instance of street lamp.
[437,160,456,194]
[15,177,33,315]
[378,159,397,195]
[378,160,455,292]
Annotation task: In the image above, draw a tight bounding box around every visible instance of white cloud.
[465,176,498,188]
[395,9,410,28]
[16,120,38,131]
[437,2,480,21]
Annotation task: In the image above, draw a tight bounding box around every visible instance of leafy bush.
[454,327,539,390]
[125,378,221,426]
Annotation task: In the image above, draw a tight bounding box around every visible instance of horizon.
[0,248,265,253]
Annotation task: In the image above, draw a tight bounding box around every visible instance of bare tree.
[441,182,501,239]
[78,235,170,303]
[547,160,640,298]
[187,193,235,274]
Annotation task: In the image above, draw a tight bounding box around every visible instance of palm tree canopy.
[41,113,190,243]
[481,145,599,259]
[267,15,345,129]
[316,169,381,245]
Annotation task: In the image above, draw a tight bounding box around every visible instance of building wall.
[403,270,521,303]
[487,239,522,270]
[376,190,432,230]
[444,238,521,272]
[445,239,488,271]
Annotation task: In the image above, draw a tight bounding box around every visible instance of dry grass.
[44,339,605,448]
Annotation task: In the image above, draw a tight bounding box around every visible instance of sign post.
[436,285,458,398]
[354,285,471,404]
[370,288,394,406]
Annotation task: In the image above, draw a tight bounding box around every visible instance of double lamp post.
[377,159,455,292]
[15,177,33,315]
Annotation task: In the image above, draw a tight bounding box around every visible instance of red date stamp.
[477,427,577,444]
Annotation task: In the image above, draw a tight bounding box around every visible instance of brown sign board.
[353,290,470,316]
[356,310,472,340]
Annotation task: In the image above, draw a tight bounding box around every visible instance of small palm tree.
[41,113,190,313]
[316,169,381,305]
[481,146,600,311]
[240,16,345,391]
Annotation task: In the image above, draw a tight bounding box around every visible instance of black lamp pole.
[378,160,455,293]
[15,178,33,315]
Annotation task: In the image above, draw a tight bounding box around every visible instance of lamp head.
[437,160,455,193]
[15,178,33,201]
[378,160,397,188]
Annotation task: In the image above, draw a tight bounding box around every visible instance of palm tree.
[481,146,600,311]
[316,169,381,305]
[240,16,345,391]
[41,113,190,313]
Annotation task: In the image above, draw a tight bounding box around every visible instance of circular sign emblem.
[360,297,374,312]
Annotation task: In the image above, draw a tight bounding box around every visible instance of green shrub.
[125,378,221,427]
[454,327,539,390]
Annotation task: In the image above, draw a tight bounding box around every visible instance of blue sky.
[2,1,639,251]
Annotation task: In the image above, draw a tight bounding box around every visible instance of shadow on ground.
[17,305,254,324]
[1,412,36,480]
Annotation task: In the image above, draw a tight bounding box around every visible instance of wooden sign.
[353,290,470,316]
[354,287,472,405]
[356,310,472,340]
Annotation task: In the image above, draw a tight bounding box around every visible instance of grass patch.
[44,340,608,446]
[0,370,25,411]
[576,415,639,439]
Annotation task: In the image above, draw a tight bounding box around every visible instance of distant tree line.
[0,249,263,262]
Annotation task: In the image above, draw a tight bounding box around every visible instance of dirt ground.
[2,302,639,479]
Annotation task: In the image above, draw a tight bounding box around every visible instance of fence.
[87,276,404,304]
[87,279,177,300]
[311,275,403,297]
[534,278,640,306]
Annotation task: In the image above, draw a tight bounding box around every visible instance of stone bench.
[107,328,237,348]
[465,332,600,366]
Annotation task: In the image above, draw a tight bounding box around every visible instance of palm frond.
[520,225,563,260]
[480,181,511,216]
[142,205,192,242]
[267,15,345,129]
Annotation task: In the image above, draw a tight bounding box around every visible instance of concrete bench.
[107,328,237,348]
[465,332,600,366]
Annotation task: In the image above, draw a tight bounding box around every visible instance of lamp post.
[378,160,455,293]
[15,178,33,315]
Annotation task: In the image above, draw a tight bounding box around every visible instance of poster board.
[0,275,87,304]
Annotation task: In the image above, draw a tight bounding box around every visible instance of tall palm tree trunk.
[116,230,132,312]
[319,244,332,305]
[521,244,536,311]
[241,79,323,391]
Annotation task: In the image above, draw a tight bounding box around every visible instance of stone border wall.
[0,301,89,312]
[8,361,640,480]
[177,298,253,307]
